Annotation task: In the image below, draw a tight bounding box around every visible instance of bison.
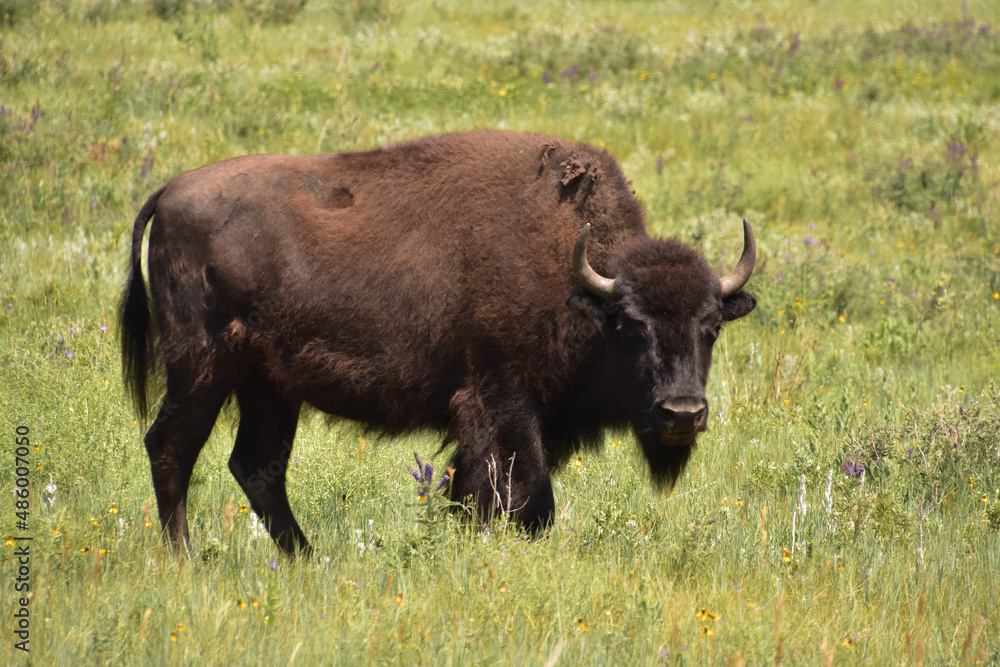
[119,129,756,556]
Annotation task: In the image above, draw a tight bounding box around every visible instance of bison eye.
[707,323,723,341]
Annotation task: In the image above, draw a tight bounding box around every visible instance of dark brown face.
[570,221,757,486]
[656,303,725,441]
[577,234,756,486]
[619,291,718,438]
[616,281,755,485]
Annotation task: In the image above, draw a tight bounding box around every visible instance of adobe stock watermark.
[245,439,293,495]
[220,298,278,353]
[12,424,33,653]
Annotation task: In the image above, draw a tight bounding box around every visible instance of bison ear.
[722,291,756,322]
[566,290,611,329]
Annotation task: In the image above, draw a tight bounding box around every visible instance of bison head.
[570,220,756,486]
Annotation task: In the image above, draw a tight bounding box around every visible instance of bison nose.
[657,397,708,434]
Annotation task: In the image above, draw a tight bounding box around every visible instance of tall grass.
[2,0,999,663]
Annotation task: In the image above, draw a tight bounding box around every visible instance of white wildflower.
[43,481,57,511]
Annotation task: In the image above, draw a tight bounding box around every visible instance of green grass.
[2,0,1000,663]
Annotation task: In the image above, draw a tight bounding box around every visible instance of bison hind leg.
[228,379,309,557]
[144,370,231,554]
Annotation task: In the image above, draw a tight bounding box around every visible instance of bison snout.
[657,397,708,435]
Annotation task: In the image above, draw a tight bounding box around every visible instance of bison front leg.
[448,385,555,532]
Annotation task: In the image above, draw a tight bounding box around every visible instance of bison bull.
[119,129,756,556]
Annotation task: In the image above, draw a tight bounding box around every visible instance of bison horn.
[573,223,616,300]
[719,218,756,298]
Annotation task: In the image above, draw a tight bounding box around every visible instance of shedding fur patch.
[540,141,559,168]
[560,156,587,185]
[224,319,248,348]
[321,185,354,210]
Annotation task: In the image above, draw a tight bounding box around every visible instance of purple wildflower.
[270,560,277,570]
[842,457,864,478]
[709,517,717,524]
[803,236,816,245]
[65,350,73,359]
[141,152,154,178]
[560,65,580,79]
[100,324,107,333]
[412,451,449,496]
[945,139,968,162]
[789,33,800,55]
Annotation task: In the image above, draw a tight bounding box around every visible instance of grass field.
[2,0,1000,663]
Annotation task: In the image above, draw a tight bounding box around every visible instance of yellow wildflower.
[696,609,720,622]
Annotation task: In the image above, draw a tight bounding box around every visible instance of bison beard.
[118,129,757,557]
[640,436,695,489]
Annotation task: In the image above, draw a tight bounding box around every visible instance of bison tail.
[118,185,166,420]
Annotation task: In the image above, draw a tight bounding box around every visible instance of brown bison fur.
[119,129,756,556]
